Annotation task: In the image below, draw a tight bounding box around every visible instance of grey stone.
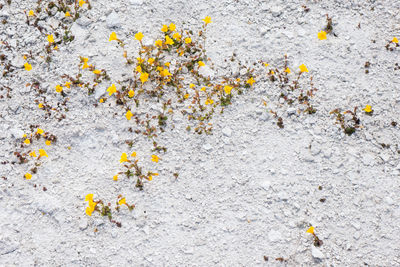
[222,127,232,137]
[311,246,324,259]
[106,11,120,28]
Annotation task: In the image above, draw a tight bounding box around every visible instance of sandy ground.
[1,0,400,266]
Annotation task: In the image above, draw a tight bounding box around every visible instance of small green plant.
[330,107,361,136]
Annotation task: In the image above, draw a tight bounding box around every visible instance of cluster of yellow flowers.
[85,194,97,216]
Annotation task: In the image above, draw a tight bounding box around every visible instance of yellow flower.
[47,34,54,43]
[113,175,118,181]
[285,67,291,73]
[118,198,126,205]
[198,61,205,67]
[137,57,144,64]
[246,77,255,86]
[29,151,37,157]
[160,68,172,77]
[25,173,32,180]
[189,83,195,89]
[172,32,181,41]
[155,39,163,47]
[131,152,137,157]
[128,89,135,98]
[65,81,71,88]
[264,62,269,67]
[306,226,315,234]
[79,0,86,7]
[203,16,212,24]
[99,98,104,103]
[148,175,153,181]
[318,31,327,40]
[126,110,133,120]
[200,87,206,92]
[184,93,189,99]
[140,72,149,83]
[37,128,44,135]
[38,103,44,109]
[135,32,144,41]
[28,10,34,16]
[164,62,171,67]
[161,24,168,32]
[169,23,176,32]
[148,58,155,64]
[39,149,48,157]
[392,37,399,44]
[184,37,192,44]
[107,84,117,96]
[224,85,233,94]
[299,64,309,73]
[85,194,94,202]
[45,140,51,146]
[151,154,159,163]
[65,11,71,17]
[165,35,174,45]
[24,63,32,71]
[205,98,214,105]
[93,69,101,75]
[120,152,128,163]
[109,32,117,41]
[53,45,58,50]
[55,85,63,93]
[363,105,373,113]
[24,139,30,145]
[270,70,275,75]
[82,57,89,69]
[136,65,142,73]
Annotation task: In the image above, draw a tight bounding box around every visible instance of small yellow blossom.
[148,175,153,181]
[155,39,163,47]
[37,128,44,135]
[172,32,181,41]
[120,152,128,163]
[205,98,214,105]
[165,35,174,45]
[85,194,93,202]
[113,175,118,181]
[79,0,86,7]
[136,65,142,73]
[185,37,192,44]
[93,69,101,75]
[363,105,373,113]
[160,68,172,77]
[126,110,133,120]
[165,62,171,67]
[128,89,135,98]
[24,139,30,145]
[137,57,144,64]
[169,23,176,32]
[45,140,51,146]
[55,85,63,93]
[246,77,255,86]
[65,11,71,17]
[29,151,37,157]
[25,173,32,180]
[53,45,58,50]
[224,85,233,94]
[85,200,96,216]
[135,32,144,41]
[200,87,206,92]
[392,37,399,44]
[161,24,168,32]
[299,64,309,73]
[184,93,189,99]
[264,63,269,67]
[270,70,275,75]
[203,16,212,24]
[140,72,149,83]
[47,34,54,43]
[107,84,116,96]
[189,83,195,89]
[318,31,327,40]
[306,226,315,234]
[109,32,118,41]
[24,62,32,71]
[82,57,89,69]
[285,67,291,73]
[28,10,34,16]
[148,58,155,64]
[99,98,104,103]
[131,152,137,157]
[118,198,126,205]
[65,81,71,88]
[38,103,44,108]
[151,154,159,163]
[198,61,205,67]
[39,149,48,157]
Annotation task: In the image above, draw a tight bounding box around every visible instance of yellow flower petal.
[285,67,291,73]
[85,194,93,202]
[113,175,118,181]
[224,85,233,94]
[37,128,44,135]
[151,154,159,163]
[202,16,212,24]
[55,85,63,93]
[38,103,44,109]
[155,39,163,47]
[392,37,399,44]
[172,32,181,41]
[318,31,327,40]
[24,63,32,71]
[93,69,101,75]
[39,149,48,157]
[120,152,128,163]
[65,11,71,17]
[135,32,144,41]
[299,64,309,73]
[118,198,126,205]
[126,110,133,120]
[198,61,205,67]
[363,105,372,113]
[45,140,51,146]
[184,37,192,44]
[24,139,30,145]
[306,226,314,234]
[128,89,135,98]
[165,35,174,45]
[47,34,54,43]
[140,72,149,83]
[25,173,32,180]
[161,24,168,32]
[205,98,214,105]
[79,0,86,7]
[28,10,34,16]
[246,77,255,86]
[29,151,37,157]
[107,84,117,96]
[131,151,137,157]
[109,32,117,41]
[169,23,176,32]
